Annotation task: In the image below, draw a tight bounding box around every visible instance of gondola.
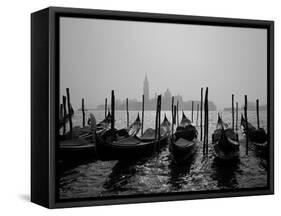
[99,113,142,140]
[170,111,198,163]
[95,111,112,133]
[139,114,171,146]
[241,114,268,156]
[212,114,239,160]
[60,111,111,142]
[59,112,113,161]
[179,111,191,127]
[59,113,97,161]
[96,114,171,161]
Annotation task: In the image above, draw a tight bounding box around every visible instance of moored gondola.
[212,114,239,160]
[96,115,171,161]
[95,111,112,133]
[59,112,114,161]
[170,111,198,163]
[59,113,97,161]
[60,111,111,142]
[240,114,255,132]
[139,114,171,146]
[99,113,142,141]
[180,111,191,127]
[116,113,142,140]
[241,114,268,156]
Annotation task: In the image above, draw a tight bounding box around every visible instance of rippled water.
[59,110,268,199]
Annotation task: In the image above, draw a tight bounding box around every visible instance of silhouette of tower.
[143,74,149,103]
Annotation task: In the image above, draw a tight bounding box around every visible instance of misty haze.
[60,17,267,110]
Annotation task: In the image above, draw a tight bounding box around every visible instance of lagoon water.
[59,110,268,199]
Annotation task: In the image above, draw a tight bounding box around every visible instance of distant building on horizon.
[224,102,267,111]
[96,75,217,111]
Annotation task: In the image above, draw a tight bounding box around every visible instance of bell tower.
[143,74,149,103]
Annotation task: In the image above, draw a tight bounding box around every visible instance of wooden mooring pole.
[62,95,67,135]
[191,101,194,123]
[141,94,144,136]
[256,99,260,129]
[59,104,63,119]
[66,88,72,137]
[244,95,249,155]
[158,95,162,149]
[203,87,209,155]
[126,98,129,128]
[105,98,107,118]
[196,103,199,127]
[171,96,174,121]
[200,88,203,141]
[111,90,115,131]
[203,90,206,155]
[236,102,238,131]
[82,98,85,127]
[177,100,179,127]
[155,96,159,142]
[232,94,234,130]
[173,105,177,141]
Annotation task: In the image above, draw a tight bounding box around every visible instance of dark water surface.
[59,111,268,199]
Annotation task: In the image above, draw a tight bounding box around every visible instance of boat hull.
[96,134,169,161]
[59,145,96,161]
[96,138,155,161]
[212,125,240,161]
[252,141,268,158]
[170,138,198,163]
[213,142,239,160]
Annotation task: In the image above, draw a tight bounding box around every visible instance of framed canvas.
[31,7,274,208]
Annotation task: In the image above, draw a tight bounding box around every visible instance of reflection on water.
[103,161,136,192]
[211,157,240,189]
[59,110,268,199]
[168,153,197,191]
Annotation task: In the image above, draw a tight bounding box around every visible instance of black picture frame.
[31,6,274,208]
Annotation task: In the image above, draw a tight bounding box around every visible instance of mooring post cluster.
[61,86,261,159]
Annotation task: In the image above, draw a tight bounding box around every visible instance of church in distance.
[96,75,217,111]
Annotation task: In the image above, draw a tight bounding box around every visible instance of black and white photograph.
[1,0,279,214]
[57,16,270,200]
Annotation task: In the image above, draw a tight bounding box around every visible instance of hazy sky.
[60,17,267,110]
